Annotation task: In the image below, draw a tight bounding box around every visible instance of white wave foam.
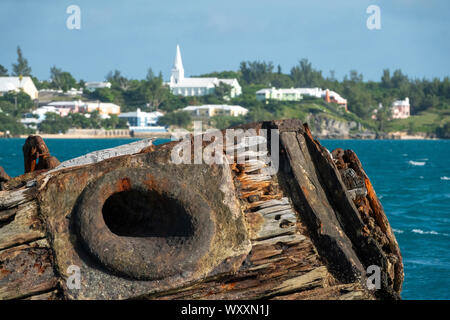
[441,176,450,181]
[392,228,404,234]
[411,229,449,236]
[408,160,426,166]
[412,229,437,235]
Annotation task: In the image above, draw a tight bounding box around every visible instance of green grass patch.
[386,108,450,134]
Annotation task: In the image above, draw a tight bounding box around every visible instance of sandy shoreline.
[11,134,439,140]
[1,129,439,140]
[17,133,173,139]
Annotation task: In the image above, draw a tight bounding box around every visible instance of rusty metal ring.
[76,167,215,280]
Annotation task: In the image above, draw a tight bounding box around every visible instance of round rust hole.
[102,189,194,238]
[77,168,216,280]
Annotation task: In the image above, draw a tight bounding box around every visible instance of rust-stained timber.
[0,119,403,300]
[0,200,44,251]
[0,239,58,300]
[0,187,36,210]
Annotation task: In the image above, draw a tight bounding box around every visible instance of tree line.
[1,46,449,136]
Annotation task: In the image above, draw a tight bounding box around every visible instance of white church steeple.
[170,44,184,84]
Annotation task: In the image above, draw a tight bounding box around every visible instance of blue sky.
[0,0,449,82]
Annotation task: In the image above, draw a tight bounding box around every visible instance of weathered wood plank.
[246,207,297,241]
[0,120,401,300]
[0,207,17,223]
[0,187,35,210]
[280,131,365,281]
[264,266,328,298]
[49,138,154,172]
[24,289,59,300]
[150,226,323,300]
[252,233,307,247]
[271,283,372,300]
[257,197,290,209]
[0,201,44,251]
[253,204,292,215]
[0,240,58,300]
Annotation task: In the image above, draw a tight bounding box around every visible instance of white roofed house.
[182,105,248,118]
[65,87,83,96]
[295,88,323,98]
[85,82,112,92]
[256,87,348,111]
[20,106,61,129]
[118,108,167,133]
[167,45,242,98]
[256,88,303,102]
[256,87,324,101]
[0,76,38,100]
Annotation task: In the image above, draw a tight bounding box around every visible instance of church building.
[167,45,242,98]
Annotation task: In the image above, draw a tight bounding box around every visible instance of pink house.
[58,108,72,117]
[391,98,410,119]
[47,100,85,114]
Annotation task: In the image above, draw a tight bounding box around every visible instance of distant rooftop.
[182,104,248,112]
[0,76,34,92]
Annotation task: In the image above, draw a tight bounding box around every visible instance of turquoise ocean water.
[0,138,449,300]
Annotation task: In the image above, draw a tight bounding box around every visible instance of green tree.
[69,113,92,129]
[88,88,115,102]
[78,79,86,89]
[89,110,102,129]
[12,46,32,76]
[347,70,364,83]
[343,84,375,118]
[196,70,240,79]
[50,66,77,91]
[158,111,191,128]
[99,115,128,129]
[290,59,323,87]
[31,76,50,90]
[391,69,408,89]
[381,69,391,88]
[270,72,294,88]
[0,92,33,116]
[244,106,274,122]
[213,82,232,100]
[159,94,187,112]
[106,70,129,90]
[0,100,15,114]
[240,61,274,85]
[141,73,169,111]
[0,64,8,76]
[374,102,392,132]
[436,122,450,139]
[146,68,156,81]
[211,115,245,129]
[38,113,71,134]
[0,113,27,135]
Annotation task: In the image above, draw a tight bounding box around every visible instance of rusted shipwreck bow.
[0,120,403,300]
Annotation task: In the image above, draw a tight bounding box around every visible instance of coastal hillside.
[1,49,449,139]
